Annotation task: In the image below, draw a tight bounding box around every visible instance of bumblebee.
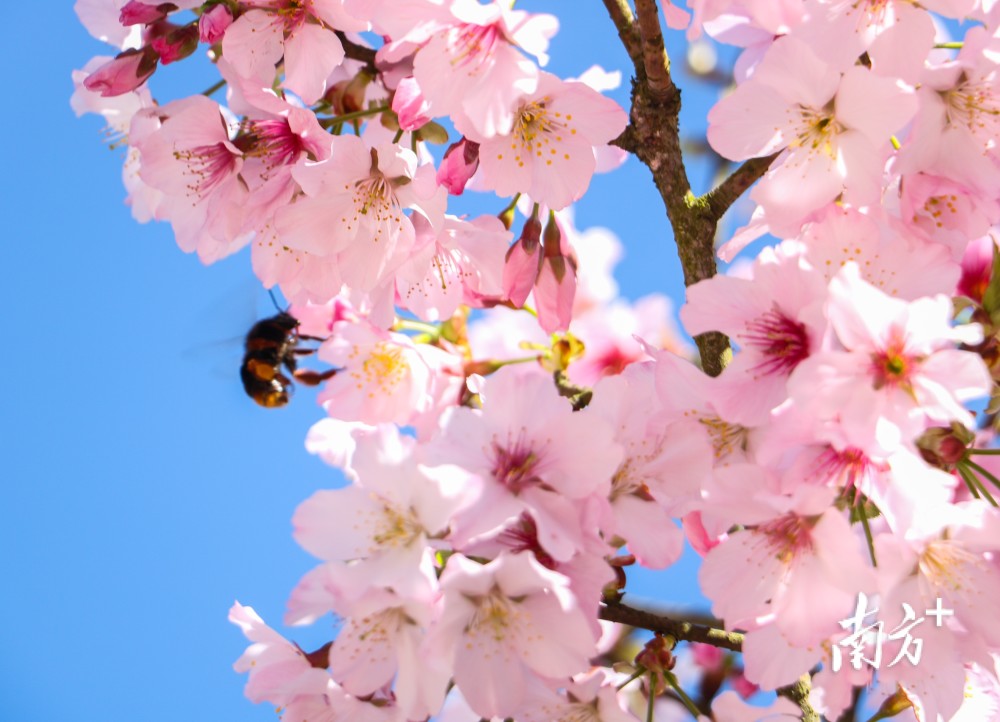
[241,312,337,408]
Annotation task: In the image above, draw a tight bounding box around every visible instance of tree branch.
[600,17,818,721]
[598,600,744,652]
[700,152,779,221]
[634,0,676,100]
[600,0,644,71]
[776,674,821,722]
[601,601,822,720]
[602,0,731,377]
[335,31,377,67]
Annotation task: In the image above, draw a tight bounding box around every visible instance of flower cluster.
[73,0,1000,720]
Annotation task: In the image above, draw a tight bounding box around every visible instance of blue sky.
[2,4,733,720]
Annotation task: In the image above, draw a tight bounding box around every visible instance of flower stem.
[616,666,646,691]
[645,671,656,722]
[393,319,440,336]
[958,463,983,500]
[494,355,542,367]
[201,79,226,97]
[665,671,701,718]
[855,492,877,567]
[965,458,1000,490]
[958,462,997,505]
[319,104,389,128]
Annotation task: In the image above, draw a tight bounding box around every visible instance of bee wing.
[180,276,261,379]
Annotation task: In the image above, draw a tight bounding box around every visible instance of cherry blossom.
[681,241,827,425]
[472,71,628,210]
[395,213,511,321]
[379,0,558,139]
[132,95,250,262]
[221,0,366,103]
[588,364,711,568]
[229,602,331,707]
[315,318,462,431]
[425,367,622,562]
[274,135,445,295]
[786,263,990,456]
[707,35,917,236]
[425,552,598,719]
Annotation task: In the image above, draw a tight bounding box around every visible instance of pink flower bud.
[959,233,997,304]
[502,216,543,308]
[150,23,199,65]
[533,214,577,334]
[436,138,480,195]
[199,4,233,45]
[916,423,975,469]
[391,77,431,131]
[82,47,158,97]
[119,1,175,26]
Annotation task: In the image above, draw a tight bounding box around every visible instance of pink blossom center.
[943,75,1000,149]
[759,514,814,563]
[449,23,502,70]
[743,307,811,377]
[274,0,309,33]
[173,142,238,199]
[591,346,640,379]
[512,97,576,166]
[611,439,664,501]
[370,501,422,548]
[431,248,464,289]
[914,193,962,231]
[787,104,841,158]
[489,435,543,494]
[870,335,917,390]
[350,173,403,235]
[811,445,885,494]
[497,515,556,569]
[467,589,519,643]
[352,608,403,647]
[346,342,407,393]
[919,541,982,595]
[855,0,892,26]
[692,413,747,461]
[235,119,305,178]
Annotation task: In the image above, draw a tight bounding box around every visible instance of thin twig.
[598,601,744,652]
[602,602,821,719]
[335,30,377,67]
[776,674,821,722]
[201,78,227,97]
[700,152,779,221]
